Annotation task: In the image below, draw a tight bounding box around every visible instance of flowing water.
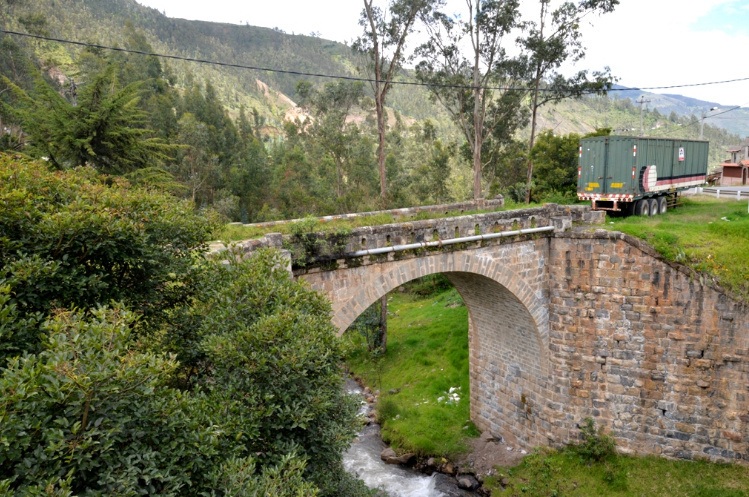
[343,381,448,497]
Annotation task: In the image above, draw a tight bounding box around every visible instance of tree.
[296,80,370,204]
[520,0,618,203]
[2,66,174,173]
[417,0,527,202]
[230,109,270,222]
[530,130,580,201]
[355,0,441,206]
[401,120,454,204]
[173,112,219,205]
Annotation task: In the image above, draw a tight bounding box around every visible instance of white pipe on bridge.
[347,225,555,257]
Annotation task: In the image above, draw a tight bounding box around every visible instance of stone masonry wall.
[548,230,749,463]
[301,238,556,449]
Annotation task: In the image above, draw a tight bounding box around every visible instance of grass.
[215,201,545,243]
[485,447,749,496]
[344,281,478,458]
[602,196,749,302]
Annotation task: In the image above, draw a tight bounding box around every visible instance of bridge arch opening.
[309,251,552,449]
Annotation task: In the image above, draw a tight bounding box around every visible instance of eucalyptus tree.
[355,0,442,207]
[416,0,528,202]
[520,0,618,202]
[296,79,369,203]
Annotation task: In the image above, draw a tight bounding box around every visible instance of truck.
[577,136,709,215]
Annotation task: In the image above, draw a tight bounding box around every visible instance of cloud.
[574,0,749,105]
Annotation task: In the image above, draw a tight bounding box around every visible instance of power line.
[3,29,749,97]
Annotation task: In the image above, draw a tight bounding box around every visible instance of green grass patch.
[345,284,478,458]
[604,197,749,302]
[215,203,546,243]
[486,448,749,496]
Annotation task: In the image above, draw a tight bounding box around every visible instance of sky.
[134,0,749,109]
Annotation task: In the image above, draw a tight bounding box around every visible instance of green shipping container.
[577,136,709,215]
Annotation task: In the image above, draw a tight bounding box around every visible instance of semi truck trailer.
[577,136,709,215]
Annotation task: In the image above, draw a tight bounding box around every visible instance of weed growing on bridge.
[283,216,351,269]
[575,418,617,463]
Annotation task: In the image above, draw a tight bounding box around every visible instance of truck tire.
[657,196,668,214]
[635,199,650,216]
[649,198,659,215]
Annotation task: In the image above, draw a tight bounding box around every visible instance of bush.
[0,153,219,362]
[183,249,365,496]
[575,418,617,462]
[0,306,221,494]
[0,156,372,496]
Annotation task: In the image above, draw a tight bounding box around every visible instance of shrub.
[187,250,364,496]
[575,418,617,462]
[0,155,370,496]
[0,306,221,494]
[0,153,219,362]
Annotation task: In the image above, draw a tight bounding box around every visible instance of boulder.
[380,448,416,465]
[456,474,480,491]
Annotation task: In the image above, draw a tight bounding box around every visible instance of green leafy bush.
[0,156,371,496]
[0,153,219,361]
[190,250,363,495]
[575,418,617,462]
[0,306,221,495]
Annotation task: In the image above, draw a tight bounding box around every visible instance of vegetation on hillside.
[1,0,742,224]
[0,155,372,496]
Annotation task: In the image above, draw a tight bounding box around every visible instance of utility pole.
[636,95,651,136]
[700,106,718,139]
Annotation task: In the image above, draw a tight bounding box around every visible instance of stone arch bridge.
[237,204,749,464]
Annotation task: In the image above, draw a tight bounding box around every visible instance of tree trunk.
[524,72,541,204]
[471,1,483,203]
[376,96,388,206]
[378,294,388,353]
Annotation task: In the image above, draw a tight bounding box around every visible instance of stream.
[343,380,473,497]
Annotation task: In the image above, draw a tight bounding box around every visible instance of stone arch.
[301,245,552,448]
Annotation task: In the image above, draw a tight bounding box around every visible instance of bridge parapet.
[344,204,600,254]
[232,204,603,272]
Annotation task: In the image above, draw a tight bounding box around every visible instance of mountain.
[3,0,744,165]
[608,85,749,138]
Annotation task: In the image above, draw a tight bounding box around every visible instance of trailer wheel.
[657,196,668,214]
[635,199,650,216]
[649,198,659,215]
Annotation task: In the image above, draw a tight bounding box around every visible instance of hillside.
[4,0,744,158]
[609,85,749,138]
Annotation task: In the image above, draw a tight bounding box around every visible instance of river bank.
[344,378,527,497]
